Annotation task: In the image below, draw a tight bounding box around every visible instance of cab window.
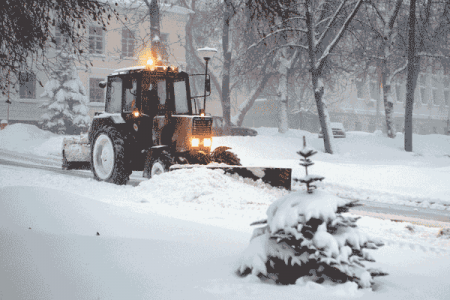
[174,80,189,114]
[157,80,166,105]
[124,79,137,112]
[105,77,122,113]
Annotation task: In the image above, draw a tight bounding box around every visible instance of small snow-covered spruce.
[236,138,387,289]
[39,50,90,135]
[295,136,324,193]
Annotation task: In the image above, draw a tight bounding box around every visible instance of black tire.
[147,150,173,179]
[90,126,131,185]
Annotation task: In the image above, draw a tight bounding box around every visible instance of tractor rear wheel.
[91,126,131,185]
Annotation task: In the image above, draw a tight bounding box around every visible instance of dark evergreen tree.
[236,137,387,289]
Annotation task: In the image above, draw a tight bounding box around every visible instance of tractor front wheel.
[150,158,169,177]
[144,150,173,179]
[91,126,131,185]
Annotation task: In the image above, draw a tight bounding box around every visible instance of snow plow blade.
[62,134,91,170]
[170,165,292,190]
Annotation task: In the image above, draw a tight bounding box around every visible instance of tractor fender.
[89,114,128,145]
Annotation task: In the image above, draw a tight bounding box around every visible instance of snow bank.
[1,165,450,299]
[136,167,289,210]
[0,124,63,157]
[0,185,250,300]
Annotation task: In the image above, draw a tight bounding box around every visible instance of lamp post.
[197,47,217,114]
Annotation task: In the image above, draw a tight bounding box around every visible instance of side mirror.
[205,77,211,93]
[99,81,107,89]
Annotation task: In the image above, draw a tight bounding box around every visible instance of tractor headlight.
[203,138,211,147]
[191,138,199,147]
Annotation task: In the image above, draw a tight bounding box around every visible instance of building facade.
[242,71,450,135]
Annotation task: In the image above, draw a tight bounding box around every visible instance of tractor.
[62,52,291,189]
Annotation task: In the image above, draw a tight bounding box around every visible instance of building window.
[89,26,104,54]
[122,28,135,58]
[90,78,104,102]
[444,77,450,107]
[431,75,440,105]
[161,33,169,45]
[356,79,365,99]
[395,83,403,103]
[369,80,379,101]
[19,72,36,99]
[419,74,428,104]
[55,26,69,50]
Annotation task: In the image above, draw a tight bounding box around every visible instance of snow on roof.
[197,47,218,52]
[330,122,345,130]
[112,66,146,74]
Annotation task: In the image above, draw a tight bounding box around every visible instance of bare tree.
[222,0,234,126]
[404,0,417,152]
[305,0,364,154]
[180,0,279,126]
[401,0,450,151]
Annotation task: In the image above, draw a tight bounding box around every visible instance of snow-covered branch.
[387,0,404,30]
[316,0,347,49]
[315,16,332,28]
[368,56,385,60]
[263,43,308,59]
[315,0,364,72]
[416,52,450,59]
[388,62,407,83]
[367,0,386,27]
[247,28,308,52]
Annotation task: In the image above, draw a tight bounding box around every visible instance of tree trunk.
[448,106,450,135]
[305,0,334,154]
[234,71,271,126]
[276,50,294,134]
[222,0,233,126]
[143,0,163,61]
[313,73,334,154]
[278,74,289,133]
[405,0,417,152]
[380,0,403,138]
[381,63,396,138]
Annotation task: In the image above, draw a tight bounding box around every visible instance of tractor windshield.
[174,80,189,114]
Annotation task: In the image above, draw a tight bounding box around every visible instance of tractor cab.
[103,65,193,120]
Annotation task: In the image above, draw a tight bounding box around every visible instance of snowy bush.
[236,137,387,289]
[39,50,90,135]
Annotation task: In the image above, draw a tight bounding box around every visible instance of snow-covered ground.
[1,124,450,299]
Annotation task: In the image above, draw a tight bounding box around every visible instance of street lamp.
[197,47,217,115]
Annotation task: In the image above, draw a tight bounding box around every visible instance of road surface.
[1,149,449,228]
